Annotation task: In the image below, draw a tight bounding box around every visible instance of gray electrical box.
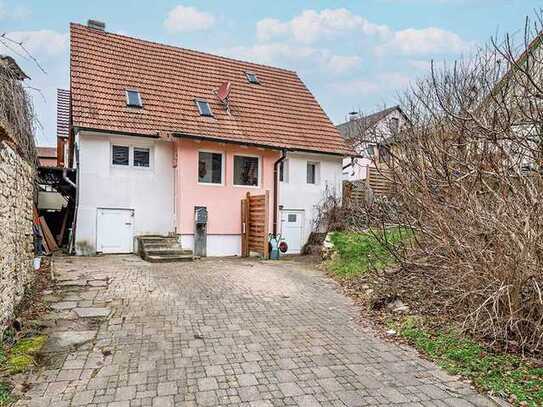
[194,206,208,257]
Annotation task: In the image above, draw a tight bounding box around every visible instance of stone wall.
[0,139,35,329]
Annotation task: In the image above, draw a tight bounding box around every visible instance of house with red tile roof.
[69,21,349,256]
[37,146,57,168]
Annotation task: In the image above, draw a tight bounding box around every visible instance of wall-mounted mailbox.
[195,206,208,224]
[194,206,207,257]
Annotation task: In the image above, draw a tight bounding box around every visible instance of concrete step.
[139,236,178,244]
[144,253,193,263]
[141,242,180,249]
[145,248,193,256]
[137,235,193,263]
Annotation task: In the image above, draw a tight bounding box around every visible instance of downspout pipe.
[62,167,76,189]
[272,149,288,236]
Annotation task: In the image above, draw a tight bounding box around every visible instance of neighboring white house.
[278,152,343,253]
[337,106,408,181]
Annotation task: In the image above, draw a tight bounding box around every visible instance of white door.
[280,210,304,253]
[96,208,134,253]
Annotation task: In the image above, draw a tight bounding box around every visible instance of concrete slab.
[73,307,111,318]
[43,330,97,352]
[50,302,77,311]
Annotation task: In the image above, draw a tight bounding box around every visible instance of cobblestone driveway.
[17,255,504,407]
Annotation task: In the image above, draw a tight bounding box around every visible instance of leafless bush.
[348,15,543,354]
[313,186,351,233]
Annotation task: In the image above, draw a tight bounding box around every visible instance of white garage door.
[280,210,304,254]
[96,208,134,253]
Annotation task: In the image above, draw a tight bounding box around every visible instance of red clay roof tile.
[70,23,349,155]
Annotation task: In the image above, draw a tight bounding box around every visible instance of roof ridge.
[70,23,298,76]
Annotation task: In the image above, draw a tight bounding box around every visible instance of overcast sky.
[1,0,540,146]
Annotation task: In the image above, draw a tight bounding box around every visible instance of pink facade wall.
[174,139,279,235]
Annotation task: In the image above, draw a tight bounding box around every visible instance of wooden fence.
[241,191,269,258]
[343,165,394,206]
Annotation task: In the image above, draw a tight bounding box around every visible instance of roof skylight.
[195,99,213,117]
[126,89,142,107]
[245,72,259,84]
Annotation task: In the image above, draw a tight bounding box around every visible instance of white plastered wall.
[279,152,343,251]
[74,131,175,255]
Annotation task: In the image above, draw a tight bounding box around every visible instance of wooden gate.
[241,191,270,258]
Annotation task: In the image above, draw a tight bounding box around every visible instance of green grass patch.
[0,382,12,407]
[328,227,412,277]
[398,318,543,406]
[2,335,47,375]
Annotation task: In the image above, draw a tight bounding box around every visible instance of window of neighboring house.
[234,155,259,186]
[379,145,391,165]
[133,147,150,167]
[365,144,375,159]
[112,145,129,166]
[195,99,213,117]
[390,117,399,133]
[198,151,223,184]
[245,71,259,84]
[307,162,319,184]
[126,89,142,107]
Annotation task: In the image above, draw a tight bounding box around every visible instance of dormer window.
[195,99,213,117]
[126,89,142,107]
[245,72,259,84]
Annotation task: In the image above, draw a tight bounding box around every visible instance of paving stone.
[238,373,258,387]
[152,396,173,407]
[196,391,218,406]
[157,381,177,396]
[115,386,136,401]
[278,382,304,397]
[72,389,94,405]
[198,377,218,391]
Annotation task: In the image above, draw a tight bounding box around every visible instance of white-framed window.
[195,99,213,117]
[133,147,150,167]
[306,161,320,184]
[111,144,152,169]
[126,89,143,107]
[233,155,260,187]
[198,151,223,185]
[112,145,130,166]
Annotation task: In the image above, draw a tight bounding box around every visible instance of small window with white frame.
[133,147,150,167]
[234,155,259,187]
[198,151,223,184]
[195,99,213,117]
[306,161,319,184]
[126,89,142,107]
[112,145,129,166]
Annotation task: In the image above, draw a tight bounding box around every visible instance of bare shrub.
[348,16,543,354]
